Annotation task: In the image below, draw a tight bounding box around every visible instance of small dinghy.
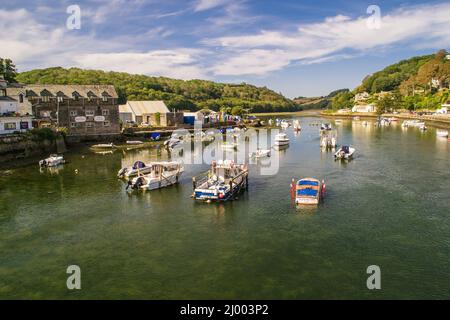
[334,145,355,160]
[126,162,184,191]
[249,149,271,158]
[436,130,449,138]
[39,154,65,167]
[117,161,152,178]
[293,120,302,131]
[92,143,115,149]
[126,140,144,145]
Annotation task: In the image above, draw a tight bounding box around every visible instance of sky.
[1,0,450,97]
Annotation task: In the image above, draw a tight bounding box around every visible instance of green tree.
[0,58,18,83]
[331,91,354,110]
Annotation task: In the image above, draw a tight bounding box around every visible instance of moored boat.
[39,154,65,167]
[126,162,184,191]
[192,160,248,202]
[126,140,144,145]
[274,133,290,146]
[436,130,449,138]
[334,145,355,160]
[117,161,152,178]
[91,143,115,149]
[294,178,322,206]
[293,120,301,131]
[249,149,271,158]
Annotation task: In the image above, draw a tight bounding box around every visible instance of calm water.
[1,117,449,299]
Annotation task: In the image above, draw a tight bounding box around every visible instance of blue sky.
[1,0,449,97]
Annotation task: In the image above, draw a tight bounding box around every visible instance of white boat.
[334,146,355,160]
[293,120,301,131]
[91,143,115,149]
[402,120,425,128]
[419,124,427,131]
[274,133,290,146]
[436,130,449,138]
[294,178,322,206]
[280,120,290,129]
[320,123,332,131]
[126,162,184,191]
[117,161,153,178]
[126,140,144,145]
[193,160,248,202]
[249,149,271,158]
[39,154,65,167]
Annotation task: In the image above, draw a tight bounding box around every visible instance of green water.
[1,117,449,299]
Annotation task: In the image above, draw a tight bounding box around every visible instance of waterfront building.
[352,104,376,113]
[9,85,120,137]
[354,92,370,102]
[119,101,183,127]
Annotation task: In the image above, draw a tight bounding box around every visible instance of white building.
[0,116,33,135]
[119,101,170,124]
[352,104,376,113]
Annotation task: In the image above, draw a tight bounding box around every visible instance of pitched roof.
[120,101,170,116]
[6,85,118,98]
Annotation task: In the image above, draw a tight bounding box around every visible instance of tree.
[0,58,18,83]
[231,106,245,116]
[331,91,354,110]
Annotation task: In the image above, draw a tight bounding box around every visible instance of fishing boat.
[294,178,322,206]
[117,161,153,178]
[91,143,115,149]
[334,145,355,160]
[436,130,449,138]
[192,160,248,202]
[39,154,65,167]
[249,149,271,158]
[293,120,301,131]
[126,162,184,191]
[274,133,290,146]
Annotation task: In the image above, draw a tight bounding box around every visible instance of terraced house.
[7,85,120,137]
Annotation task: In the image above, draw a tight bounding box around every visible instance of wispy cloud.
[193,0,227,12]
[205,3,450,76]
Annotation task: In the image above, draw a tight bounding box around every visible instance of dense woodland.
[331,50,450,111]
[14,67,297,113]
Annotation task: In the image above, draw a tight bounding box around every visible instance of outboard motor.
[117,167,128,178]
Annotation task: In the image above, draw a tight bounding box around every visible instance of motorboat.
[117,160,153,178]
[293,120,301,131]
[436,130,449,138]
[39,154,65,167]
[320,123,332,131]
[249,149,271,158]
[295,178,322,206]
[192,160,248,202]
[402,120,425,128]
[126,162,184,191]
[334,145,355,160]
[274,133,290,146]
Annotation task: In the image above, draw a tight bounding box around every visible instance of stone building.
[8,85,120,136]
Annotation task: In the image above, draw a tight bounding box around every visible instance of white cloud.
[205,3,450,76]
[0,8,207,80]
[194,0,227,12]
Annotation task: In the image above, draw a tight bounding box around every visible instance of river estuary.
[1,116,449,299]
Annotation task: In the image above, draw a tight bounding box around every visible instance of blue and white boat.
[193,160,248,202]
[295,178,322,206]
[117,160,152,178]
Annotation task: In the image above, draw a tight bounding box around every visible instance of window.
[70,111,77,117]
[70,122,77,128]
[4,123,16,130]
[86,122,94,128]
[85,110,95,117]
[103,121,110,127]
[19,94,24,103]
[102,109,109,116]
[42,96,50,102]
[102,96,108,102]
[57,96,64,102]
[0,89,6,97]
